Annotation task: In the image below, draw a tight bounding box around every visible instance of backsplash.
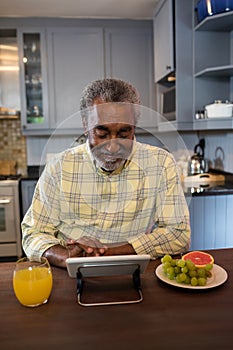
[0,119,27,175]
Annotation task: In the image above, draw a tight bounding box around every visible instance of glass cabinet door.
[18,29,49,131]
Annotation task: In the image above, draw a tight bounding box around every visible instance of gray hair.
[80,78,141,122]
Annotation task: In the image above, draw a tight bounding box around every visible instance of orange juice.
[13,266,53,307]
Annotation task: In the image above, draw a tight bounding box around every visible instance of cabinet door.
[47,27,104,131]
[21,180,37,217]
[193,3,233,131]
[105,26,155,110]
[17,28,49,132]
[189,195,233,250]
[153,0,174,83]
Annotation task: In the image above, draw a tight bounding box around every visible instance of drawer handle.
[0,198,11,204]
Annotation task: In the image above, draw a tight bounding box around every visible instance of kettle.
[188,140,208,176]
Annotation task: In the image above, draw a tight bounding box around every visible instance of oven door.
[0,190,16,242]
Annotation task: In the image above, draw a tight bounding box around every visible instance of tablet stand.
[76,262,143,306]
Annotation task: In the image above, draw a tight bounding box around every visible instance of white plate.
[155,263,228,290]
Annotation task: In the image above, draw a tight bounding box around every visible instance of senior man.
[22,78,190,268]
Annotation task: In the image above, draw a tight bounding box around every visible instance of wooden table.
[1,248,233,350]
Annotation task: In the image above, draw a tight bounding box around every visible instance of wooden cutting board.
[0,160,17,175]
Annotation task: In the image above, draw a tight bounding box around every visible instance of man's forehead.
[88,103,135,125]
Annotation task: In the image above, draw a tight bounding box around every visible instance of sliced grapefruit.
[182,251,214,268]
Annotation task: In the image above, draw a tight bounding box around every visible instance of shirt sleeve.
[128,153,190,259]
[21,158,65,260]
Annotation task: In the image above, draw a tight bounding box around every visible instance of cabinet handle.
[166,65,171,70]
[0,198,11,204]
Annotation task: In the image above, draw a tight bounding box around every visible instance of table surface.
[1,248,233,350]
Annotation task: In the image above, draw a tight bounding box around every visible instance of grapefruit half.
[182,251,214,268]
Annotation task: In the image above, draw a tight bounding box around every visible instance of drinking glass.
[13,257,53,307]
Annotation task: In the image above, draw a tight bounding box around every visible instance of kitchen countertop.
[183,169,233,196]
[1,248,233,350]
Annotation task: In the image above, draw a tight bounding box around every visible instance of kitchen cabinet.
[0,182,22,258]
[20,179,37,217]
[189,194,233,250]
[153,0,174,83]
[15,20,154,135]
[17,28,49,131]
[193,2,233,131]
[105,26,155,110]
[47,27,104,132]
[154,0,193,132]
[0,29,20,115]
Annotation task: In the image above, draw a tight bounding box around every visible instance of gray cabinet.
[153,0,174,83]
[18,28,49,132]
[154,0,193,132]
[189,195,233,250]
[21,179,37,217]
[193,2,233,131]
[105,26,155,109]
[47,27,104,131]
[16,21,154,135]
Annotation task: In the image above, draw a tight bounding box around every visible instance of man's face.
[85,102,135,172]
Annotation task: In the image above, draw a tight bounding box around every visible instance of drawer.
[0,186,14,196]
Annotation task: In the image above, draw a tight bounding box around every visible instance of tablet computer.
[66,254,151,278]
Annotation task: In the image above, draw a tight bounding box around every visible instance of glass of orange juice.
[13,257,53,307]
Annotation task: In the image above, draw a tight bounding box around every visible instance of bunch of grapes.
[161,254,213,286]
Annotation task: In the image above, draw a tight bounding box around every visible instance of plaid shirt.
[22,141,190,260]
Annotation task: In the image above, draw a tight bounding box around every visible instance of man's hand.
[43,237,135,269]
[70,236,108,257]
[68,237,135,257]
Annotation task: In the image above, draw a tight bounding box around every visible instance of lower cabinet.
[20,179,37,218]
[189,195,233,250]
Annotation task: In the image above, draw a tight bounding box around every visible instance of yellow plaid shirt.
[22,141,190,260]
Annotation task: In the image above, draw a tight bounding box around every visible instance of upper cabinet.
[193,1,233,130]
[47,27,104,132]
[154,0,193,131]
[17,28,49,131]
[14,20,154,135]
[0,29,20,116]
[153,0,174,83]
[105,26,155,110]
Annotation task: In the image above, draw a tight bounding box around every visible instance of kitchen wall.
[0,118,27,175]
[26,129,233,175]
[181,131,233,173]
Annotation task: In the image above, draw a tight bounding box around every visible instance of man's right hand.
[69,236,108,257]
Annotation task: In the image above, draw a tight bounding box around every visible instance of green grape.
[181,266,188,274]
[166,267,175,275]
[197,268,206,277]
[198,277,207,286]
[176,272,186,283]
[176,259,186,268]
[191,277,198,286]
[167,273,175,280]
[188,270,197,278]
[174,266,181,274]
[170,259,177,267]
[184,275,191,284]
[175,274,182,283]
[161,255,172,263]
[185,259,196,270]
[162,261,171,272]
[205,263,213,271]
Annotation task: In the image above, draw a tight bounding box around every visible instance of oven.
[0,178,22,258]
